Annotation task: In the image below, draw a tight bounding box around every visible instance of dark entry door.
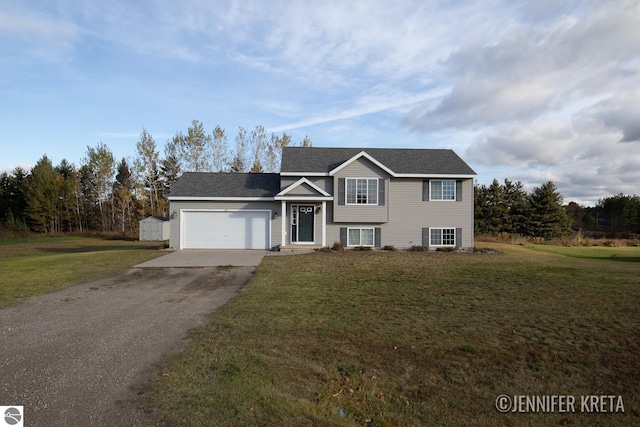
[297,205,314,242]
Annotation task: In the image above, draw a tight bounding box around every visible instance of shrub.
[409,245,428,252]
[353,245,372,251]
[436,246,457,252]
[471,247,500,254]
[331,241,344,252]
[382,245,397,251]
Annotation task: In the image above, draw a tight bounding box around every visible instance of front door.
[291,205,314,243]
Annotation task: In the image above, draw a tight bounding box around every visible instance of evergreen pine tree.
[526,181,572,239]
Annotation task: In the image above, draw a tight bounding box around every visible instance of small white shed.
[139,216,170,241]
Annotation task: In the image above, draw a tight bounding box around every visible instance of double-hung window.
[346,178,378,205]
[348,228,374,246]
[430,180,456,201]
[430,228,456,246]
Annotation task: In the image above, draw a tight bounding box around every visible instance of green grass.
[525,243,640,262]
[0,237,166,307]
[149,243,640,426]
[0,235,88,245]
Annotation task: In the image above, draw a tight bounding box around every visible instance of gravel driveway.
[0,266,254,426]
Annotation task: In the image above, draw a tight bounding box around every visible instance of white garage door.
[182,211,270,249]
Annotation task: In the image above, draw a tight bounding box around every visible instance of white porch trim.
[322,200,326,247]
[281,200,286,247]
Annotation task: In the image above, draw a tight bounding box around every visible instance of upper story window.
[430,180,456,201]
[346,178,378,205]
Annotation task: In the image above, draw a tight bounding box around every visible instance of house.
[139,215,170,241]
[168,147,476,250]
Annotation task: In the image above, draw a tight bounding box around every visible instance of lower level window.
[430,228,455,246]
[348,228,374,246]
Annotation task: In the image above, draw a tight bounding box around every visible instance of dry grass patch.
[0,237,166,307]
[150,245,640,426]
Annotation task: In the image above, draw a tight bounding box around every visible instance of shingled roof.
[169,172,280,198]
[281,147,476,175]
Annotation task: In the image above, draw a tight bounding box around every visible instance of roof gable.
[328,151,394,176]
[277,177,331,197]
[280,147,476,176]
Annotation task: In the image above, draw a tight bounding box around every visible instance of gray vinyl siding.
[332,158,389,223]
[169,200,281,249]
[286,183,320,196]
[385,178,474,247]
[325,178,474,248]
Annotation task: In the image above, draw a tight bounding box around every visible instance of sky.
[1,0,639,206]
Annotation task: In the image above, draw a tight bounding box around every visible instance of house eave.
[274,196,334,201]
[280,171,330,177]
[168,196,275,201]
[281,172,476,178]
[394,173,477,179]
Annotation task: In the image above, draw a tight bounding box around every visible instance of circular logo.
[4,407,22,425]
[495,395,512,413]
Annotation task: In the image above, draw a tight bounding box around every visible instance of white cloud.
[0,10,78,57]
[577,91,640,143]
[467,121,577,168]
[3,0,640,205]
[268,85,439,133]
[404,1,640,132]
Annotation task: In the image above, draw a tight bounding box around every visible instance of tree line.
[475,179,640,239]
[0,120,311,234]
[2,125,638,239]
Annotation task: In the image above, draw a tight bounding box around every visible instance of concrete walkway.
[135,249,267,267]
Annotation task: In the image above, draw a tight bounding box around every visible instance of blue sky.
[1,0,639,205]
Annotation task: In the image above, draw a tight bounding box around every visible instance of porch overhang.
[274,195,333,201]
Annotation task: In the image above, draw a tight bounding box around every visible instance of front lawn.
[0,237,166,307]
[150,244,640,426]
[525,243,640,262]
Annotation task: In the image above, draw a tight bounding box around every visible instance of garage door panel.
[182,211,269,249]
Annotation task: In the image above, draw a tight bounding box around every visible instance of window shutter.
[378,179,385,206]
[340,227,347,246]
[422,180,429,201]
[374,228,381,247]
[422,227,429,247]
[338,178,345,205]
[456,228,462,247]
[456,180,462,202]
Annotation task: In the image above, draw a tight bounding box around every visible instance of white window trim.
[430,227,456,247]
[347,227,375,247]
[429,179,456,201]
[345,178,378,205]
